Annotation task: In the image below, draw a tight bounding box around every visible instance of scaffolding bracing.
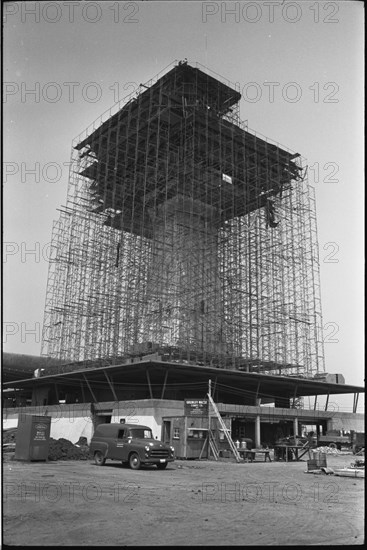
[41,60,325,377]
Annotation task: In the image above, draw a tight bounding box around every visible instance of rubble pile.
[315,446,341,455]
[2,429,91,460]
[351,459,365,469]
[3,428,17,452]
[48,438,91,461]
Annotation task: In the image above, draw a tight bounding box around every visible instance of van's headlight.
[145,445,150,452]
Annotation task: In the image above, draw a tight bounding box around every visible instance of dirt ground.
[2,452,364,546]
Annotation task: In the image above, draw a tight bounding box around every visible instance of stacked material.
[333,468,364,478]
[307,452,327,471]
[305,457,365,477]
[333,457,365,478]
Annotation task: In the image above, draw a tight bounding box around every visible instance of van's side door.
[114,428,128,461]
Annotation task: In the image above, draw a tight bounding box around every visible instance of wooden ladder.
[199,429,219,460]
[208,429,219,460]
[208,393,242,463]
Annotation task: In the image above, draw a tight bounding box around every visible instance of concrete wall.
[3,400,185,443]
[97,399,185,439]
[3,403,94,443]
[3,399,363,443]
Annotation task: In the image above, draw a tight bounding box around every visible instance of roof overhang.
[3,359,364,399]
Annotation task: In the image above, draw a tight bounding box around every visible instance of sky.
[3,1,364,412]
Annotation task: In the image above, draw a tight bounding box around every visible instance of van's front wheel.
[94,451,106,466]
[129,452,141,470]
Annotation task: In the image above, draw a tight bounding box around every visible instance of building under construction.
[9,61,362,453]
[41,61,324,377]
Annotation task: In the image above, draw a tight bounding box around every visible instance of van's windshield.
[128,428,153,439]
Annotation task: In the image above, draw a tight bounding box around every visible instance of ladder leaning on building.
[207,393,242,462]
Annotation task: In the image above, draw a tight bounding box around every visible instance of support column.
[160,370,168,399]
[353,393,359,413]
[145,196,225,354]
[83,374,97,403]
[255,415,261,448]
[146,369,153,399]
[325,392,330,411]
[103,370,118,401]
[293,417,298,437]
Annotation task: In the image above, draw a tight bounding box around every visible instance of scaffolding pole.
[42,61,325,378]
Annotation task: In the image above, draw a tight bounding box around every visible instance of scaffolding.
[41,60,325,377]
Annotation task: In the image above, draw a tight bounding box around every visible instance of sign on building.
[184,399,208,416]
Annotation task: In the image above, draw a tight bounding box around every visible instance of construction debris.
[2,428,17,452]
[333,468,365,478]
[305,457,365,477]
[305,467,335,475]
[2,429,91,461]
[315,446,341,455]
[351,459,365,468]
[48,438,91,461]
